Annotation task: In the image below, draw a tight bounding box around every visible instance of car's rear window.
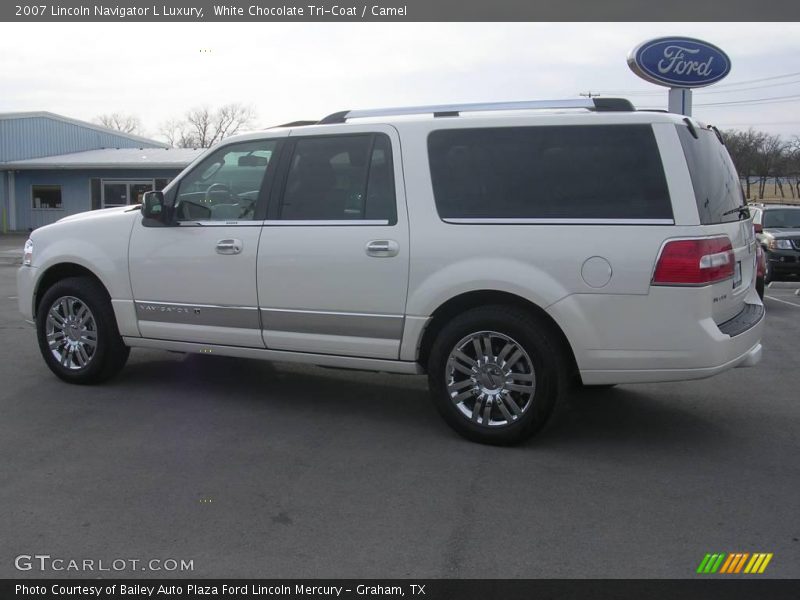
[676,125,746,224]
[427,124,672,221]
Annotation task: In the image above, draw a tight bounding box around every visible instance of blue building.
[0,112,202,231]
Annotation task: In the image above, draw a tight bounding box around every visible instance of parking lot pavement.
[1,261,798,580]
[0,234,25,265]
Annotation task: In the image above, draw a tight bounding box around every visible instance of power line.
[694,93,800,107]
[708,70,800,89]
[697,78,800,95]
[593,69,800,97]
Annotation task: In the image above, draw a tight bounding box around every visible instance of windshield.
[762,209,800,229]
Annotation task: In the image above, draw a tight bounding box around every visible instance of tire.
[36,276,130,384]
[427,305,567,445]
[763,256,773,285]
[756,276,765,300]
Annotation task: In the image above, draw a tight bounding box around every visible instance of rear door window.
[277,134,397,223]
[676,125,746,224]
[427,124,672,221]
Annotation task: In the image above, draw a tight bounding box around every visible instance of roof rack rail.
[318,97,633,124]
[272,120,318,128]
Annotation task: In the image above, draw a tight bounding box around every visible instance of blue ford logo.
[628,37,731,88]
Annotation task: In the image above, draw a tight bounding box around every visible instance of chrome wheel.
[45,296,97,370]
[445,330,536,427]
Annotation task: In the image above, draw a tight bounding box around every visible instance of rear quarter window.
[676,125,746,224]
[427,124,672,221]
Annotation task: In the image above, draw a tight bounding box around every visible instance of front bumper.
[767,249,800,276]
[16,265,38,322]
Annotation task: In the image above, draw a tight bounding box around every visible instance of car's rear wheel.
[36,276,129,384]
[427,305,566,445]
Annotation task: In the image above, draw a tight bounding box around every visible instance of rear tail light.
[652,236,735,286]
[756,244,765,277]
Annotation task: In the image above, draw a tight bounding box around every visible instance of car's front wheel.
[764,254,774,285]
[427,306,566,445]
[36,276,130,384]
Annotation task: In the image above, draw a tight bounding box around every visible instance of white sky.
[1,22,798,141]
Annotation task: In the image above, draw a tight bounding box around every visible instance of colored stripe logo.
[697,552,773,574]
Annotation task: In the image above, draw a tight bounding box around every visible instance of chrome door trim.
[175,219,392,227]
[262,220,391,226]
[176,221,263,227]
[261,308,404,340]
[135,301,260,329]
[123,336,424,375]
[442,218,675,225]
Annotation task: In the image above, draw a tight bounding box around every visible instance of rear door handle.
[216,239,242,255]
[366,239,399,257]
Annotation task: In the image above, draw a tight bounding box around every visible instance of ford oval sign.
[627,37,731,88]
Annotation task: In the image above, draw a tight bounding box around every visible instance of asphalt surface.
[1,242,799,579]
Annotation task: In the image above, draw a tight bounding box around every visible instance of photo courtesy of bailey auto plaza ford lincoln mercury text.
[0,1,799,599]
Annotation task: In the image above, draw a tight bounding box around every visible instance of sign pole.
[668,88,693,116]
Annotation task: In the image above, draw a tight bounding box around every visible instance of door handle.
[365,239,399,257]
[216,239,242,255]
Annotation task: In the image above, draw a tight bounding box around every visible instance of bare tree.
[724,128,763,199]
[159,118,196,149]
[95,112,143,135]
[754,134,786,199]
[159,103,256,148]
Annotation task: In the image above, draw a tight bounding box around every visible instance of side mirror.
[142,191,165,220]
[754,223,763,234]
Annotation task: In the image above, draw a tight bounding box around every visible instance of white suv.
[17,98,764,444]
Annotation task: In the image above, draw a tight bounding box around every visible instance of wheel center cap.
[479,364,504,392]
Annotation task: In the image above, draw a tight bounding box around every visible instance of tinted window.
[427,125,672,220]
[279,134,396,223]
[175,140,277,222]
[676,125,746,224]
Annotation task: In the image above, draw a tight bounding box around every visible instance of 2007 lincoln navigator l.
[18,98,764,444]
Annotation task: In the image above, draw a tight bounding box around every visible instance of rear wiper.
[722,205,750,219]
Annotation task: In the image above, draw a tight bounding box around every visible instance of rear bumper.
[579,341,762,385]
[548,287,765,385]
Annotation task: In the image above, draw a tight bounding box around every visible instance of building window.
[101,180,155,208]
[32,185,63,209]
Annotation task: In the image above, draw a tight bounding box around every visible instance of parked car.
[755,243,766,299]
[751,204,800,285]
[18,98,765,444]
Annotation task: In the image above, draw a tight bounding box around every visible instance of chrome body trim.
[135,301,260,329]
[174,219,391,227]
[442,218,675,225]
[176,220,263,227]
[262,220,391,226]
[260,308,404,340]
[122,337,424,375]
